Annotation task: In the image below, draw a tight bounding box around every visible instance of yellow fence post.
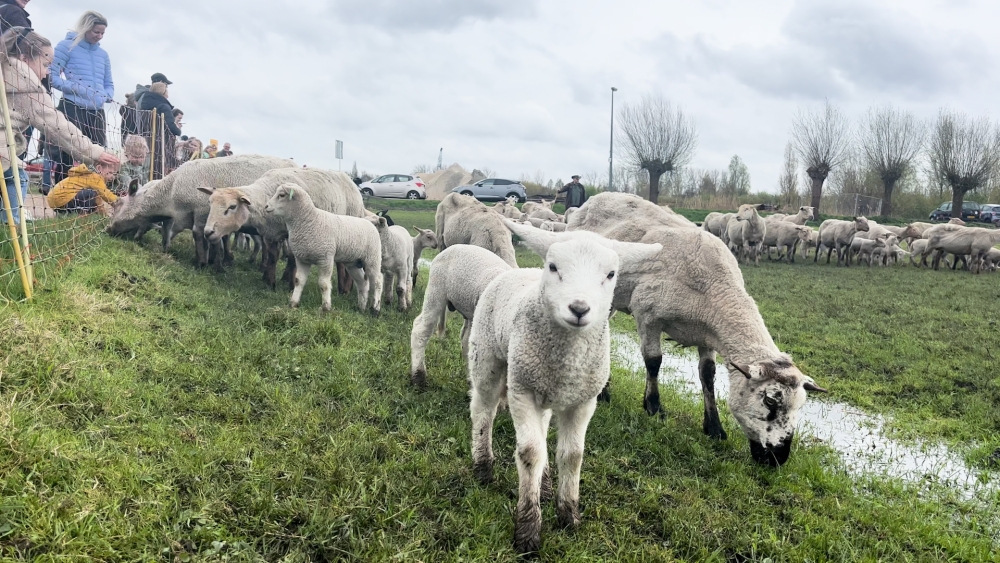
[0,61,33,300]
[149,108,157,182]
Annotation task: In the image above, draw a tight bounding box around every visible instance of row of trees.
[616,95,1000,218]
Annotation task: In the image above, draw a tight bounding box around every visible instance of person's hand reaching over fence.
[97,152,119,167]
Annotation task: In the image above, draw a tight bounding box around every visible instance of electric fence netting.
[0,71,176,302]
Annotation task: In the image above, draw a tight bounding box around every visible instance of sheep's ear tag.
[729,362,752,380]
[288,188,294,200]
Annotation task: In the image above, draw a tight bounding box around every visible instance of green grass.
[0,209,998,560]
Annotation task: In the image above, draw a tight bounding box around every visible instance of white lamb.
[370,218,414,310]
[264,184,383,314]
[410,245,513,387]
[528,207,560,222]
[468,229,661,556]
[762,222,811,263]
[435,193,517,267]
[540,221,567,232]
[410,227,438,289]
[703,212,735,240]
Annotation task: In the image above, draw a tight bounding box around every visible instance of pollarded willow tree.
[928,110,1000,218]
[791,100,851,216]
[857,105,925,217]
[617,95,698,204]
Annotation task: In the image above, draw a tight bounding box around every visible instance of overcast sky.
[28,0,1000,191]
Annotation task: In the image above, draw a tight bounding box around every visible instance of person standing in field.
[558,174,587,210]
[49,10,114,184]
[1,27,118,224]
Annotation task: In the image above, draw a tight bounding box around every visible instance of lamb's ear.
[378,216,388,228]
[602,240,662,268]
[803,377,828,393]
[503,218,559,257]
[197,187,215,196]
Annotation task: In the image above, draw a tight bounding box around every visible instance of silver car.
[452,178,527,203]
[358,174,427,199]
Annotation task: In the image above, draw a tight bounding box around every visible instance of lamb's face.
[541,240,620,330]
[417,228,438,249]
[800,206,815,221]
[202,188,251,243]
[106,193,144,236]
[854,216,870,232]
[796,226,812,243]
[263,185,296,216]
[727,357,826,466]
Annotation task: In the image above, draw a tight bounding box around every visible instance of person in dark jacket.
[558,175,587,210]
[0,0,30,34]
[139,81,181,179]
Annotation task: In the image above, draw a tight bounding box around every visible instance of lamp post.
[609,87,617,191]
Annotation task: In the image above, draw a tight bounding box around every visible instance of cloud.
[330,0,537,31]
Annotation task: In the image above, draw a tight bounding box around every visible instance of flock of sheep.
[702,204,1000,273]
[99,154,834,554]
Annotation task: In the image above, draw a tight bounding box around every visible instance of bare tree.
[778,143,798,206]
[791,100,851,216]
[617,95,698,204]
[858,105,925,216]
[726,155,751,196]
[928,110,1000,218]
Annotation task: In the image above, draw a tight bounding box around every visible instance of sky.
[26,0,1000,192]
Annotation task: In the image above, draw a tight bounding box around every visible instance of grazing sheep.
[468,228,662,555]
[410,245,513,387]
[763,222,811,263]
[410,227,438,288]
[107,155,296,270]
[566,192,697,242]
[815,216,870,266]
[541,221,567,232]
[506,220,827,467]
[369,219,414,310]
[264,184,383,314]
[703,212,735,239]
[199,167,365,289]
[435,193,518,267]
[928,228,1000,273]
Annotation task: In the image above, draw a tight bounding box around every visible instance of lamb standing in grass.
[468,229,661,556]
[410,245,513,387]
[410,227,438,288]
[762,222,811,263]
[264,184,383,314]
[529,209,828,467]
[369,217,414,310]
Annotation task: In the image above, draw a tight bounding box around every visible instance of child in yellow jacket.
[47,163,120,214]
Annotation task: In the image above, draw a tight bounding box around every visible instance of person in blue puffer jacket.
[49,10,113,184]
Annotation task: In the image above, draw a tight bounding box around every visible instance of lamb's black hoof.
[643,394,661,416]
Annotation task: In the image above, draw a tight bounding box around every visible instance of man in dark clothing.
[133,72,172,108]
[139,82,182,179]
[0,0,30,33]
[216,142,233,157]
[558,175,587,210]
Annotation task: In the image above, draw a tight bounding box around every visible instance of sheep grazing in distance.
[762,222,811,263]
[107,155,296,270]
[468,225,662,556]
[434,193,518,267]
[703,212,735,240]
[198,167,365,290]
[410,245,514,387]
[541,221,567,232]
[369,218,414,310]
[816,216,870,266]
[264,184,383,314]
[410,227,438,289]
[566,192,696,242]
[928,228,1000,273]
[506,219,828,467]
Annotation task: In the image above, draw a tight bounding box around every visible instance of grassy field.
[0,206,998,560]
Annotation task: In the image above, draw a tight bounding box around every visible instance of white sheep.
[916,223,967,268]
[735,205,767,266]
[566,192,697,242]
[517,215,546,228]
[370,218,414,310]
[815,217,870,266]
[410,245,513,387]
[928,228,1000,273]
[410,227,438,289]
[775,206,815,225]
[263,184,383,314]
[435,193,517,267]
[540,221,567,232]
[702,212,735,240]
[528,207,560,222]
[849,236,887,267]
[506,220,826,468]
[520,199,554,215]
[983,247,1000,272]
[762,222,812,263]
[468,227,661,556]
[107,155,296,270]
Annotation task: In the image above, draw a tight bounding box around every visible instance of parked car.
[357,174,426,199]
[929,201,980,222]
[451,178,527,203]
[978,204,1000,223]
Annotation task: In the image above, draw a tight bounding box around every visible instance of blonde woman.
[50,10,113,184]
[1,27,118,223]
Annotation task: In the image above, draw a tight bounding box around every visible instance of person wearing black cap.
[558,174,587,210]
[132,72,171,107]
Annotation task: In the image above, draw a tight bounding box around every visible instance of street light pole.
[609,87,617,191]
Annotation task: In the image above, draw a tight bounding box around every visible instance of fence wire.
[1,74,179,302]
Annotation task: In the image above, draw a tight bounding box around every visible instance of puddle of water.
[610,332,997,500]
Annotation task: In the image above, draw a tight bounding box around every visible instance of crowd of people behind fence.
[0,4,234,222]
